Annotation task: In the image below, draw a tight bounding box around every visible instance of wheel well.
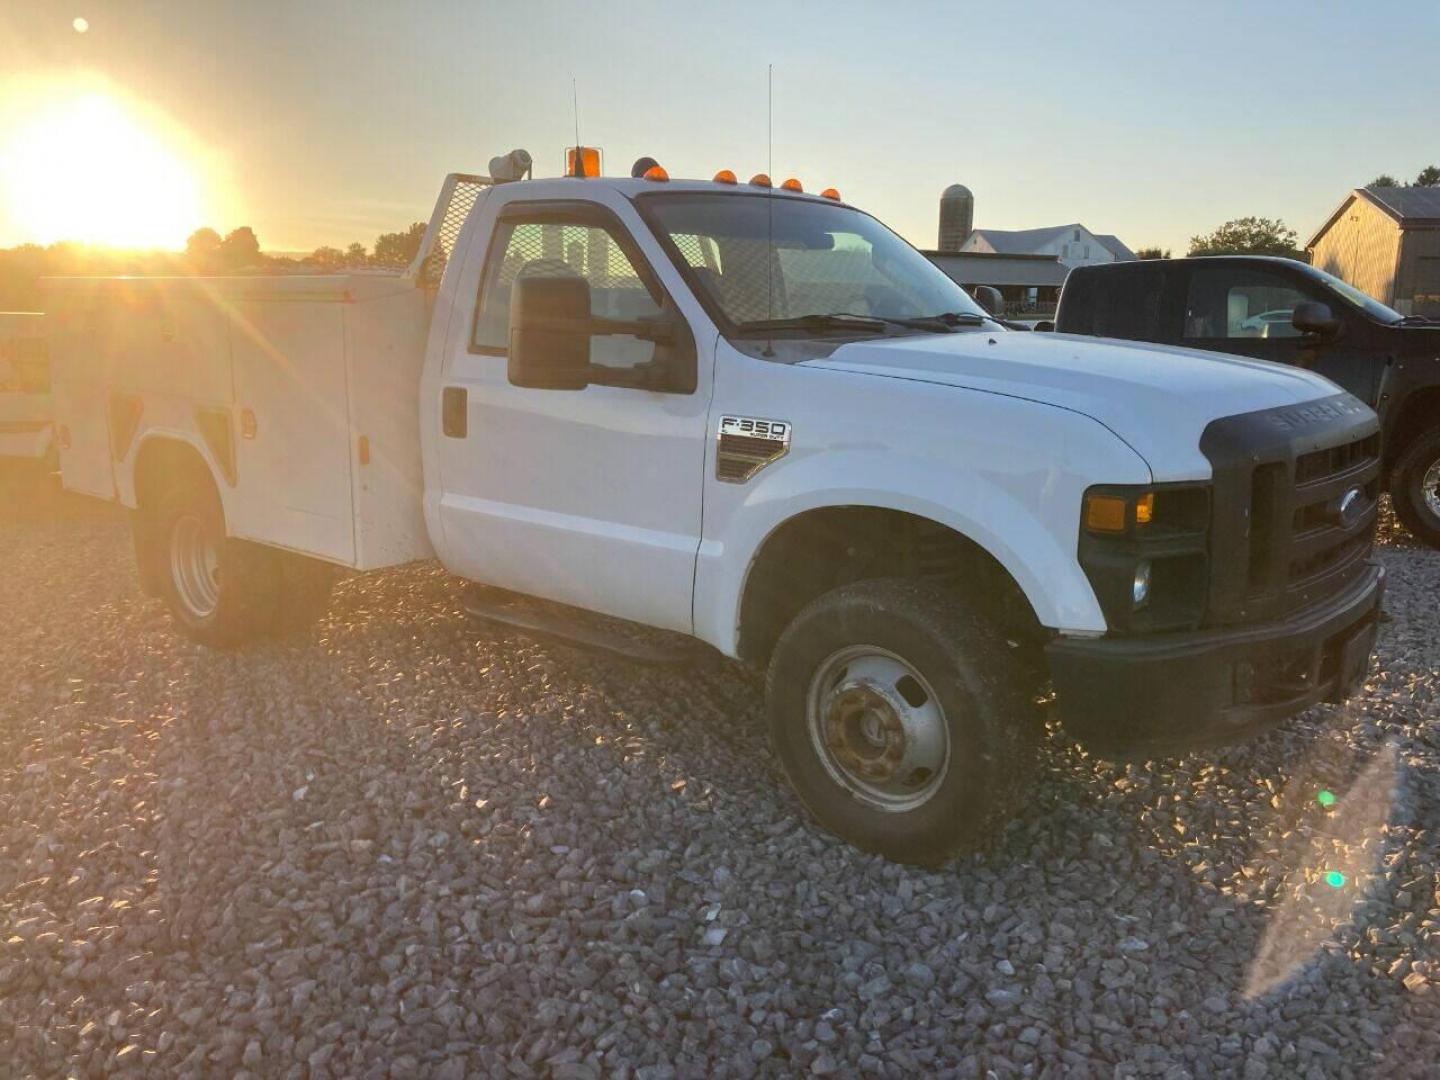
[131,438,218,598]
[736,506,1043,666]
[132,437,215,512]
[1388,387,1440,468]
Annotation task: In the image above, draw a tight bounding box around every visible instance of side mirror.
[1292,301,1340,338]
[973,285,1004,316]
[508,276,592,390]
[1034,320,1056,332]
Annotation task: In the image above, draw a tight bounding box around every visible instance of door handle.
[442,386,467,438]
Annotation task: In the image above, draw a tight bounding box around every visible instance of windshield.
[640,192,988,335]
[1302,264,1404,324]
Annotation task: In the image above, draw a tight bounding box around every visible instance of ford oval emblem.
[1336,486,1365,529]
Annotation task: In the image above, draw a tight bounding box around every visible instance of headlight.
[1078,484,1210,632]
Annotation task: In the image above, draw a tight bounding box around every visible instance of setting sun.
[0,90,206,249]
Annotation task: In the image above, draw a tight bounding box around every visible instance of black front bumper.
[1046,562,1384,756]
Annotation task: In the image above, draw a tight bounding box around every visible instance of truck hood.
[806,330,1345,480]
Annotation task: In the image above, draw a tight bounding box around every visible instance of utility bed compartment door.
[230,302,355,564]
[44,296,113,498]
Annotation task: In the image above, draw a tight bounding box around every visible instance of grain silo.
[938,184,974,252]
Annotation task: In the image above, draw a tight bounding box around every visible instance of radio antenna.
[572,77,582,174]
[763,63,775,358]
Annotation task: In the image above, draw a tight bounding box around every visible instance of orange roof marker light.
[781,177,803,192]
[820,187,842,201]
[643,164,670,182]
[713,169,738,184]
[749,173,772,188]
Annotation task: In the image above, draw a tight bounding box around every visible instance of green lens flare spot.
[1325,870,1346,889]
[1317,790,1337,808]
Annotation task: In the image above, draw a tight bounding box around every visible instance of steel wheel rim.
[805,645,950,813]
[170,514,220,618]
[1423,457,1440,520]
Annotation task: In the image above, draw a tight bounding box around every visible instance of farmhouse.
[930,185,1133,315]
[1308,186,1440,316]
[959,223,1135,269]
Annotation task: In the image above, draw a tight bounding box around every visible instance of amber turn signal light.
[820,187,841,200]
[713,169,737,184]
[781,177,803,192]
[1084,493,1129,533]
[749,173,772,187]
[642,165,669,182]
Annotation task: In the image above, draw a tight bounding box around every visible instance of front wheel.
[1390,427,1440,549]
[766,578,1041,866]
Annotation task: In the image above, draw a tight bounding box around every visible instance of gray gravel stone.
[0,477,1437,1076]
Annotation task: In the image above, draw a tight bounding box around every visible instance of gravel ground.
[1,464,1437,1078]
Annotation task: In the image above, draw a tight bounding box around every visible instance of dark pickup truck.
[1054,256,1440,547]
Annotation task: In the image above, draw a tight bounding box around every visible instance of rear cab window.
[1061,266,1170,342]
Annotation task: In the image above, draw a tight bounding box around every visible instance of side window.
[1184,268,1313,340]
[472,216,663,375]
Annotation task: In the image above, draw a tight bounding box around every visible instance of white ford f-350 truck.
[46,160,1384,864]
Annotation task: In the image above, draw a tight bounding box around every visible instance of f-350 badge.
[716,416,791,483]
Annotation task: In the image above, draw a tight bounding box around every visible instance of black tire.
[1389,426,1440,549]
[766,578,1041,866]
[149,467,282,647]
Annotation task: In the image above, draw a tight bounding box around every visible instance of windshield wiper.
[916,311,995,327]
[742,311,971,335]
[738,313,892,335]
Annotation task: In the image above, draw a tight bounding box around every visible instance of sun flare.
[0,90,208,249]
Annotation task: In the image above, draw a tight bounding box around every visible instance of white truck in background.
[0,312,52,463]
[46,156,1384,864]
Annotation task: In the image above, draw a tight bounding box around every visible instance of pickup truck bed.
[44,274,433,570]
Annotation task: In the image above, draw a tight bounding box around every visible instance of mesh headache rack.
[405,173,496,286]
[407,151,534,285]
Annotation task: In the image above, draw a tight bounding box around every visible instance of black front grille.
[1201,394,1381,626]
[1275,440,1381,608]
[1294,433,1380,485]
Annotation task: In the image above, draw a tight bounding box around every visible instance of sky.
[1,0,1438,255]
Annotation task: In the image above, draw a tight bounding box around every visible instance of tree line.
[0,222,427,311]
[1369,165,1440,189]
[1132,216,1302,262]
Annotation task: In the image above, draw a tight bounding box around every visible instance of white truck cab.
[46,157,1385,864]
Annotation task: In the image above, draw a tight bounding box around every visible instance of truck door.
[433,196,710,633]
[1179,264,1380,402]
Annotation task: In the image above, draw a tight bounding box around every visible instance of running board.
[461,585,706,666]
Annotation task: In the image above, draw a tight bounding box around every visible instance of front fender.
[693,435,1150,658]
